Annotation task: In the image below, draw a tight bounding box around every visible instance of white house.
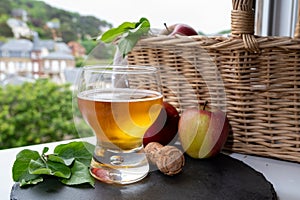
[0,38,75,82]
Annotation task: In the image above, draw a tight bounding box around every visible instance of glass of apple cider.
[76,65,163,184]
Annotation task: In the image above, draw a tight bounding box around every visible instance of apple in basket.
[178,102,230,159]
[160,23,198,36]
[143,102,180,146]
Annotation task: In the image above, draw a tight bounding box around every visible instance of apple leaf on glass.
[98,17,151,58]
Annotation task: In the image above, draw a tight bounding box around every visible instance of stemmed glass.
[74,65,163,184]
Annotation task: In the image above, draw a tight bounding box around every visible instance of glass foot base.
[90,152,149,184]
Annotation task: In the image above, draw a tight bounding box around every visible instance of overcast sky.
[40,0,232,34]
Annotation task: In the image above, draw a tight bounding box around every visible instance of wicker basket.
[127,0,300,163]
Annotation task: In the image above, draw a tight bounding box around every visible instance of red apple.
[178,102,230,159]
[160,23,198,36]
[143,102,180,146]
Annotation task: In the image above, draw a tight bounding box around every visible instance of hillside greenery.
[0,0,112,42]
[0,0,116,62]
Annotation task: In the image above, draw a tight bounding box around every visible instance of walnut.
[144,142,163,164]
[156,146,185,175]
[144,142,185,176]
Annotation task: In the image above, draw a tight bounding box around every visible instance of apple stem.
[164,23,170,34]
[203,101,208,111]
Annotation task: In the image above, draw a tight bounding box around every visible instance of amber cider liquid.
[78,88,163,151]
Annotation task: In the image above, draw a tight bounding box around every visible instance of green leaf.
[98,17,150,57]
[61,160,95,187]
[54,141,94,167]
[20,177,44,187]
[47,160,72,178]
[29,158,71,179]
[12,149,43,185]
[42,147,49,155]
[28,158,48,174]
[12,141,95,188]
[48,154,74,166]
[99,21,136,43]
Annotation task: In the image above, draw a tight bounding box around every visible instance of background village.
[0,8,101,86]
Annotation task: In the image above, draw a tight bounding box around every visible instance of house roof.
[32,32,55,51]
[0,39,74,61]
[40,40,55,51]
[0,39,33,51]
[55,42,72,54]
[43,51,74,60]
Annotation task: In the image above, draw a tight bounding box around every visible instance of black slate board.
[10,153,277,200]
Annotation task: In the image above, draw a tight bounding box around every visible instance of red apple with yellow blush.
[178,102,230,159]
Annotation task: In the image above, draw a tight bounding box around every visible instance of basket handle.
[232,0,300,40]
[231,0,259,52]
[295,0,300,38]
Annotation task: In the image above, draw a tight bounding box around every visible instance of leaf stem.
[164,23,170,34]
[203,101,208,111]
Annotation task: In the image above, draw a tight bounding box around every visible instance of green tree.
[0,79,92,149]
[0,21,14,38]
[75,56,85,67]
[0,15,14,38]
[0,0,12,15]
[80,39,98,55]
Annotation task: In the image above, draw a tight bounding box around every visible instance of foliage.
[89,42,115,60]
[0,21,14,38]
[80,39,98,55]
[198,30,206,36]
[217,29,231,35]
[0,36,8,42]
[12,141,95,187]
[1,0,112,42]
[0,79,90,149]
[75,56,85,68]
[0,0,12,16]
[79,39,115,62]
[0,15,14,38]
[99,17,150,57]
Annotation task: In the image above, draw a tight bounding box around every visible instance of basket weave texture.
[127,0,300,163]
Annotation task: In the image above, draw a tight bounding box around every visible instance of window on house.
[0,62,6,71]
[33,63,39,72]
[52,60,60,72]
[8,62,15,74]
[15,62,21,70]
[31,52,36,59]
[61,61,66,71]
[44,60,50,69]
[27,62,32,71]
